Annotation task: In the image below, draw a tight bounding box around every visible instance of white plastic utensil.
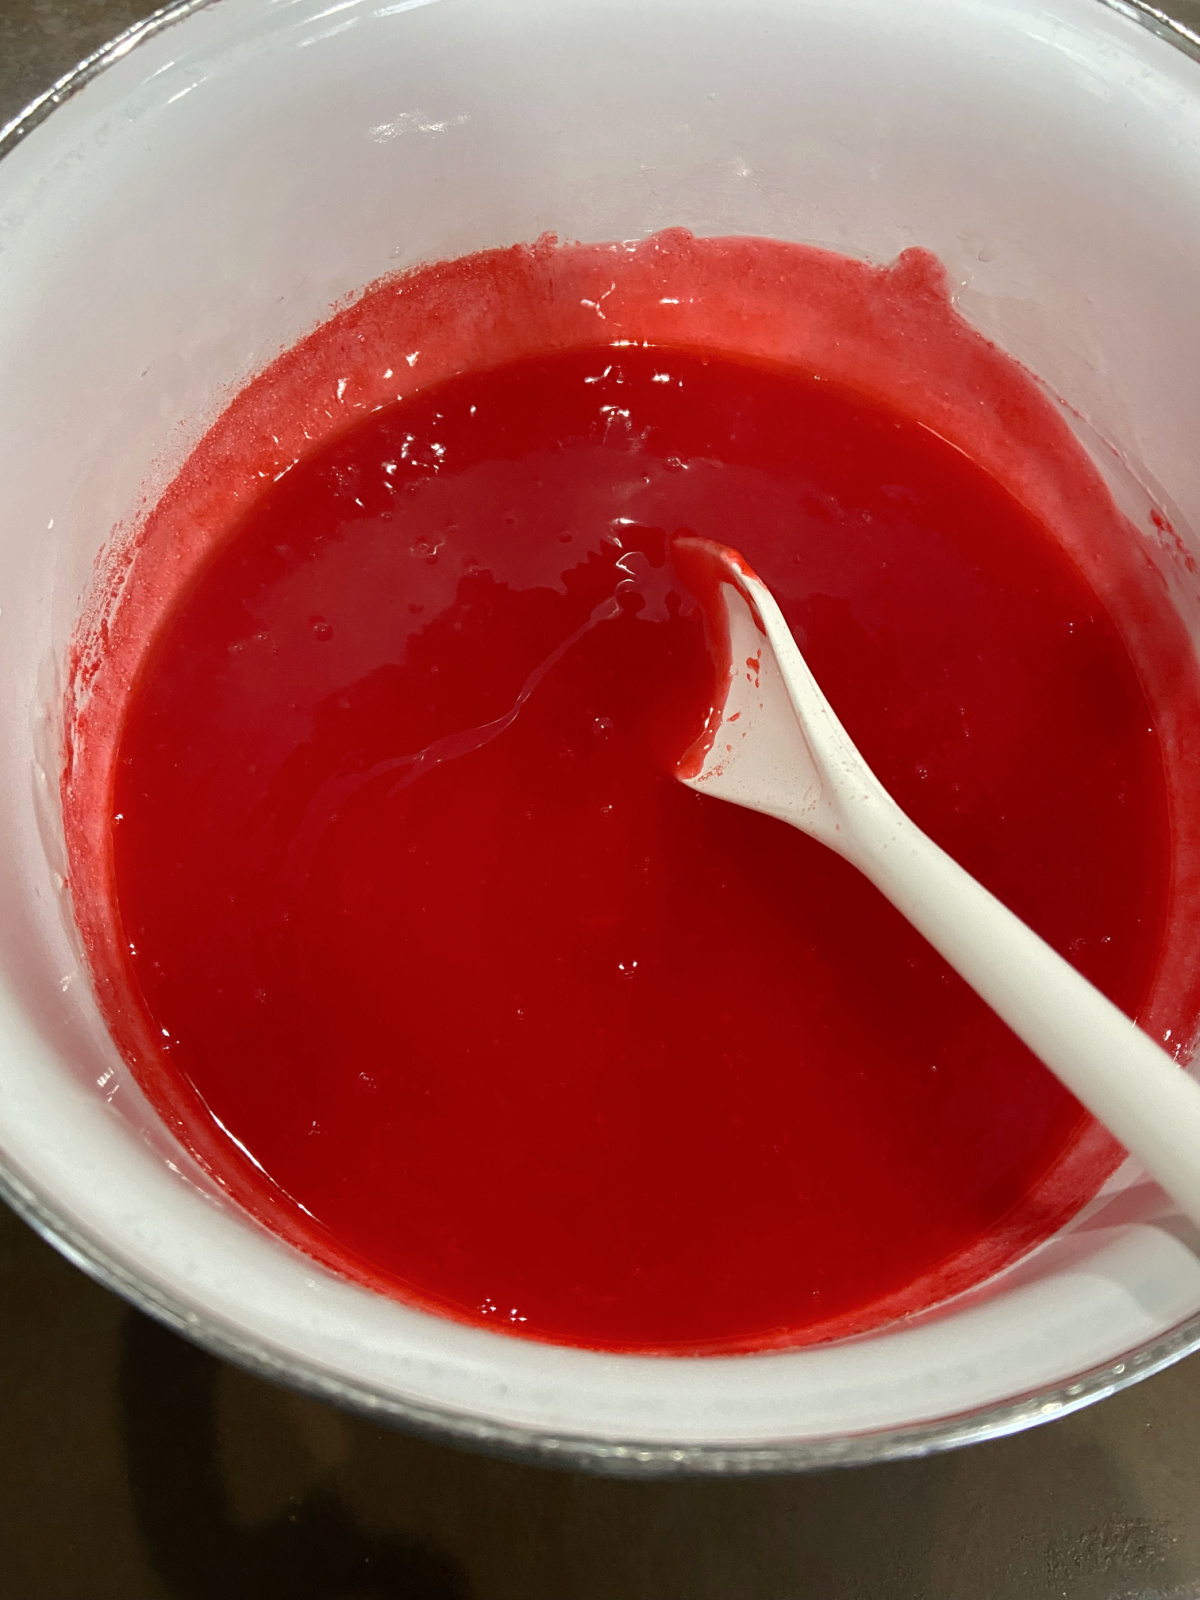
[675,537,1200,1231]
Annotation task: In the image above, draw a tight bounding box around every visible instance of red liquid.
[100,339,1170,1353]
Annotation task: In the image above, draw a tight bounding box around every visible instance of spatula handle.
[845,798,1200,1232]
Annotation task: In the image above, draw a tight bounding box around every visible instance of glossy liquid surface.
[109,344,1167,1351]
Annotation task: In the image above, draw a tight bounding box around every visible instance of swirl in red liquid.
[64,233,1200,1352]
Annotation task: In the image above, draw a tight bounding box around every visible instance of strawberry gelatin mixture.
[64,232,1200,1352]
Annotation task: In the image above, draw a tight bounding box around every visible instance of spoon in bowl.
[672,536,1200,1232]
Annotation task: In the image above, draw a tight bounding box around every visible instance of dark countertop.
[4,4,1200,1596]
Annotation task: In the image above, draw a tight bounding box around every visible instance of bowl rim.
[3,0,1200,1477]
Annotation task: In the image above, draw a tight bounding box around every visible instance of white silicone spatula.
[673,537,1200,1230]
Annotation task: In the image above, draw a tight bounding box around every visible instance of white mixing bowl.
[2,0,1200,1472]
